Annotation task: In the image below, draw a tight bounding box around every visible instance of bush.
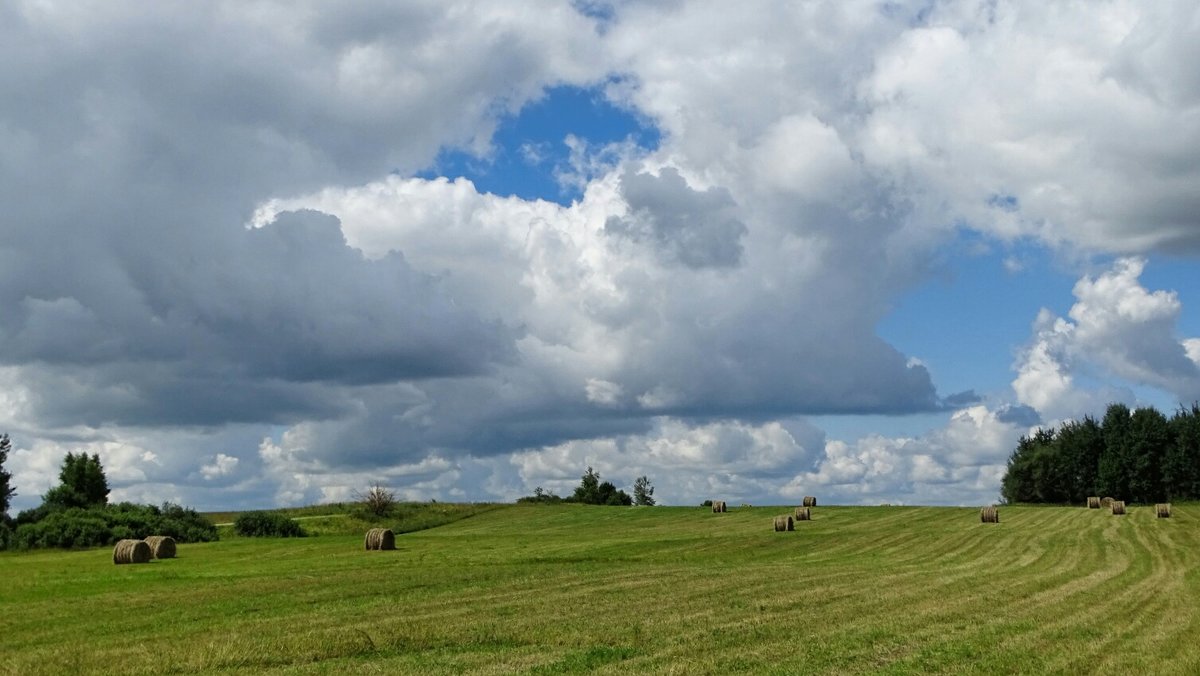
[353,484,397,518]
[233,511,307,538]
[157,502,219,543]
[9,502,218,550]
[14,508,112,549]
[0,521,11,551]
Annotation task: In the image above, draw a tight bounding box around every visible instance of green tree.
[0,433,15,518]
[633,475,656,506]
[1096,403,1133,499]
[1056,416,1104,501]
[570,467,632,505]
[1128,407,1171,503]
[44,452,109,510]
[1164,404,1200,500]
[572,466,602,504]
[1001,428,1062,503]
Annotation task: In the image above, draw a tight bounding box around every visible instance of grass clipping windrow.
[980,506,1000,523]
[143,535,176,559]
[113,539,152,565]
[364,528,396,551]
[773,515,794,532]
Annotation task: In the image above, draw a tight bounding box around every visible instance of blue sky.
[2,1,1199,512]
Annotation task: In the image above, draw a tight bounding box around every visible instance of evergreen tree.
[44,452,109,509]
[1164,405,1200,500]
[569,467,632,505]
[1096,403,1133,498]
[1056,416,1104,502]
[572,466,602,504]
[633,475,656,506]
[1128,407,1171,503]
[0,433,15,518]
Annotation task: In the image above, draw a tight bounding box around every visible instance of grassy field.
[203,501,502,538]
[2,503,1198,674]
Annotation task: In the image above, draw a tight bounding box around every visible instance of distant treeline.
[1002,403,1200,504]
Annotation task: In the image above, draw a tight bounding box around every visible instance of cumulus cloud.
[2,1,1198,510]
[200,454,239,481]
[604,167,748,268]
[1013,258,1200,420]
[781,405,1026,505]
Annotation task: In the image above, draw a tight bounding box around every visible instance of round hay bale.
[113,539,152,565]
[143,535,176,559]
[1111,500,1126,515]
[1087,496,1101,509]
[364,528,397,551]
[773,515,793,532]
[794,506,811,521]
[1100,497,1114,508]
[1156,503,1171,519]
[803,496,817,507]
[980,506,999,523]
[711,500,727,513]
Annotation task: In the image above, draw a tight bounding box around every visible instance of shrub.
[14,508,112,549]
[353,484,397,518]
[233,511,307,537]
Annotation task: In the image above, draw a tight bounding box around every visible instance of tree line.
[1002,402,1200,504]
[518,467,656,506]
[0,438,215,550]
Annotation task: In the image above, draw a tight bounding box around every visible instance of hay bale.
[1100,497,1114,508]
[143,535,176,559]
[980,506,999,523]
[1111,500,1126,515]
[364,528,396,551]
[773,515,794,532]
[1156,503,1171,519]
[803,496,817,507]
[711,500,727,513]
[794,506,811,521]
[113,539,152,565]
[1087,496,1101,509]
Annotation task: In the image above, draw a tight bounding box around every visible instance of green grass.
[207,501,501,538]
[2,504,1199,674]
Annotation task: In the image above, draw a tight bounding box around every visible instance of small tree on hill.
[633,475,655,506]
[0,434,15,518]
[570,466,632,505]
[354,483,397,518]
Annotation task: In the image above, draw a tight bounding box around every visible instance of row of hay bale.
[113,535,176,565]
[1086,496,1171,517]
[774,500,816,532]
[364,528,396,550]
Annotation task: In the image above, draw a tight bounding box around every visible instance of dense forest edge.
[1001,402,1200,504]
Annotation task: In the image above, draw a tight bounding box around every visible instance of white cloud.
[2,2,1199,512]
[200,453,239,481]
[1013,258,1200,420]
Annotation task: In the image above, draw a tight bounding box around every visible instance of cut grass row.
[2,504,1198,674]
[206,501,502,538]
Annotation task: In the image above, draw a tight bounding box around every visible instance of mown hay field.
[2,504,1199,674]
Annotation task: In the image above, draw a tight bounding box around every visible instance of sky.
[2,0,1199,512]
